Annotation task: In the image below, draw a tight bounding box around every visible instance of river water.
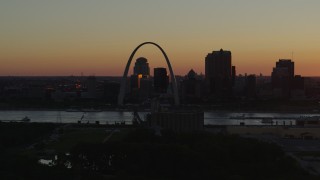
[1,110,319,125]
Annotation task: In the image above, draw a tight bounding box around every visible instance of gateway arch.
[117,42,180,106]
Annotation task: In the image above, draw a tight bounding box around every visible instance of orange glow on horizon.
[1,1,320,76]
[1,48,320,77]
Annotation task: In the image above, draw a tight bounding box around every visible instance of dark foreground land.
[0,122,319,180]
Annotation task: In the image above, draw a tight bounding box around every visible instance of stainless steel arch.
[117,42,180,106]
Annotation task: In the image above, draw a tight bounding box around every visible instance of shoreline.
[0,107,319,114]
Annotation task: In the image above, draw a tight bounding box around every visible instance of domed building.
[133,57,150,76]
[180,69,204,103]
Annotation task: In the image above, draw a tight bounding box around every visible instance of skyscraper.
[133,57,150,76]
[154,67,169,93]
[271,59,302,98]
[131,57,150,92]
[275,59,294,78]
[205,49,232,79]
[271,59,294,88]
[205,49,233,96]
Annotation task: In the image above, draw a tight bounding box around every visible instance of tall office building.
[271,59,294,89]
[131,57,150,92]
[205,49,232,79]
[205,49,233,96]
[271,59,304,98]
[133,57,150,76]
[154,67,169,93]
[275,59,294,78]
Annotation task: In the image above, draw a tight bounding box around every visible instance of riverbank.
[0,106,319,114]
[1,109,319,126]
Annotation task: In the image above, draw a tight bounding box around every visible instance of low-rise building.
[148,110,204,132]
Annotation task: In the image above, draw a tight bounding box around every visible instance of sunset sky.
[1,0,320,76]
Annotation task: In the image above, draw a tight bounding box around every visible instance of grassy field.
[1,123,319,179]
[296,151,320,158]
[46,127,109,153]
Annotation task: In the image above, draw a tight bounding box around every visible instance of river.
[1,110,320,125]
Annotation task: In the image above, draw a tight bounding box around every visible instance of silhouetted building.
[131,57,147,90]
[148,99,204,132]
[255,76,273,99]
[291,75,305,99]
[276,59,294,78]
[271,60,293,97]
[271,59,304,98]
[129,58,152,102]
[103,81,120,103]
[244,74,256,98]
[149,111,204,132]
[154,68,169,93]
[139,77,152,101]
[180,69,203,103]
[128,74,140,102]
[27,83,45,99]
[205,49,234,97]
[130,74,140,90]
[232,66,236,86]
[205,49,232,80]
[293,75,304,90]
[83,76,97,99]
[233,74,246,96]
[0,76,122,103]
[304,78,320,99]
[134,57,150,76]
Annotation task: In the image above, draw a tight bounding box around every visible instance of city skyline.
[1,1,320,76]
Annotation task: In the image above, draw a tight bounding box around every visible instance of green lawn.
[106,128,132,142]
[46,128,109,153]
[296,151,320,158]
